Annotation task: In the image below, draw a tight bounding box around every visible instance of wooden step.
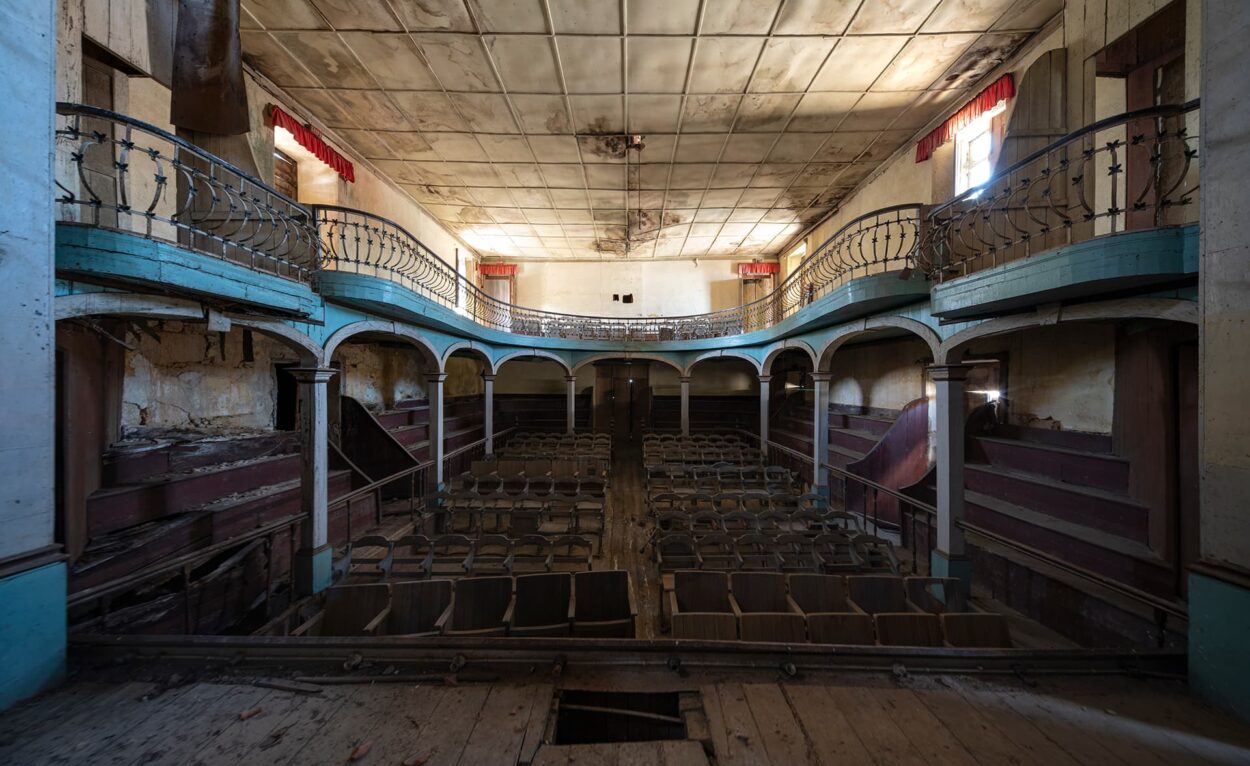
[387,423,429,447]
[965,463,1149,543]
[102,432,297,485]
[828,412,895,437]
[827,427,881,454]
[974,435,1130,493]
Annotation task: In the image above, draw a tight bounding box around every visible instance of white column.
[427,373,446,487]
[929,364,973,584]
[812,372,831,493]
[482,373,496,455]
[758,375,771,458]
[565,375,577,434]
[291,367,336,595]
[679,376,691,436]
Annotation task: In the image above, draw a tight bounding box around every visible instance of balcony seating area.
[666,571,1011,647]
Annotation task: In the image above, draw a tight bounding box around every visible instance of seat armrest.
[435,594,456,633]
[363,606,392,636]
[627,581,639,617]
[728,594,745,618]
[291,609,325,637]
[785,595,803,615]
[502,596,516,627]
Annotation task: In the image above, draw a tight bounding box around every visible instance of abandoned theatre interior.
[2,0,1250,763]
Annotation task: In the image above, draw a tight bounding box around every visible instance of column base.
[1190,565,1250,721]
[809,484,831,499]
[930,550,973,590]
[294,544,333,596]
[0,560,67,709]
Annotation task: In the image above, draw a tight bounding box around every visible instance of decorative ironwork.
[921,101,1200,280]
[54,103,316,282]
[315,203,923,342]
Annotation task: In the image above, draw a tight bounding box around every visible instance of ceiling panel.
[242,0,1057,259]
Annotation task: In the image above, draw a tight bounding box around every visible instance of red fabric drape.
[914,74,1016,163]
[266,105,355,183]
[479,263,517,276]
[738,262,780,276]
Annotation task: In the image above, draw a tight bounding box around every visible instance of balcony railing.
[316,203,922,341]
[54,103,316,283]
[921,101,1200,280]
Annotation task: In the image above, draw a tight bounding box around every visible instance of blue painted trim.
[56,225,319,317]
[295,546,332,596]
[931,226,1198,320]
[0,562,67,710]
[1189,570,1250,721]
[930,550,973,590]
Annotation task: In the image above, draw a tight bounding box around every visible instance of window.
[272,149,298,199]
[954,105,1005,195]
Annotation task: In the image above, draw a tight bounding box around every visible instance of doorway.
[593,362,652,441]
[274,362,299,431]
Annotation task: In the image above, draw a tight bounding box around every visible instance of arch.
[761,338,818,375]
[322,320,441,370]
[937,297,1199,364]
[441,340,496,375]
[493,348,574,376]
[683,349,764,377]
[570,352,684,376]
[816,315,941,371]
[55,292,322,364]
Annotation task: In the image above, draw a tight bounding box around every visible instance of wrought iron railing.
[315,203,923,341]
[922,101,1200,280]
[54,103,316,282]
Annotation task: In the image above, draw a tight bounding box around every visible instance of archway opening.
[495,356,585,433]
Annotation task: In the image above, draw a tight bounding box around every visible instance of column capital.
[565,375,578,383]
[288,367,337,385]
[927,364,974,382]
[481,373,496,383]
[758,374,773,383]
[679,376,692,384]
[810,372,833,384]
[425,372,448,383]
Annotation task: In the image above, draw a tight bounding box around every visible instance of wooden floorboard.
[783,684,876,766]
[742,683,814,766]
[870,687,980,766]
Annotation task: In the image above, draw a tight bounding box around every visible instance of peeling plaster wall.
[654,361,759,397]
[966,323,1116,434]
[446,356,484,397]
[333,343,428,410]
[121,322,298,431]
[828,337,931,413]
[495,362,592,395]
[511,259,741,317]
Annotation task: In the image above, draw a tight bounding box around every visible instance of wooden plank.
[824,683,929,766]
[117,683,272,765]
[346,684,446,766]
[409,683,491,766]
[1003,683,1175,766]
[660,739,712,766]
[992,685,1131,766]
[109,682,237,766]
[869,687,980,766]
[189,688,313,764]
[0,682,161,765]
[239,686,353,765]
[517,684,556,766]
[0,682,114,750]
[741,683,813,765]
[530,743,570,766]
[700,683,734,764]
[712,683,773,765]
[939,678,1083,766]
[783,685,874,766]
[617,740,661,766]
[458,684,545,766]
[278,685,390,766]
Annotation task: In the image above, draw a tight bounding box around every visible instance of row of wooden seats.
[263,570,636,638]
[644,433,747,444]
[649,490,829,516]
[654,531,898,574]
[654,508,861,536]
[455,458,608,495]
[346,533,594,578]
[427,490,604,536]
[666,572,1011,648]
[646,464,796,494]
[644,448,762,467]
[502,433,611,458]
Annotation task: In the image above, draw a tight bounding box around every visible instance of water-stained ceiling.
[240,0,1060,260]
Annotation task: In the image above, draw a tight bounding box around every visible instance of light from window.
[954,103,1006,196]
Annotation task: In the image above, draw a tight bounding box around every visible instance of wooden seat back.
[387,580,451,636]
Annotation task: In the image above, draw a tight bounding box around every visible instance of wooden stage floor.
[2,669,1249,765]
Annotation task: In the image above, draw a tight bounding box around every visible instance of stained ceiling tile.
[467,186,517,206]
[448,93,519,132]
[992,0,1062,30]
[285,87,363,127]
[702,0,784,34]
[511,95,573,133]
[766,133,826,162]
[720,133,776,162]
[478,134,533,162]
[675,134,727,163]
[390,91,469,131]
[271,32,375,88]
[549,188,590,207]
[848,0,943,34]
[454,162,505,186]
[376,159,439,184]
[389,0,474,30]
[487,36,562,93]
[471,0,548,33]
[627,0,700,34]
[734,94,802,132]
[558,37,623,93]
[923,0,1017,32]
[688,37,765,94]
[411,34,498,91]
[750,164,803,188]
[309,0,400,30]
[524,208,560,224]
[873,34,978,91]
[668,164,715,189]
[772,0,860,35]
[569,95,625,134]
[549,0,620,34]
[787,91,861,131]
[241,32,320,87]
[736,188,780,207]
[242,0,328,29]
[809,36,909,92]
[838,91,916,131]
[627,37,692,94]
[489,207,529,223]
[337,129,398,159]
[665,189,703,208]
[404,184,474,205]
[627,95,683,134]
[540,164,587,188]
[708,163,757,188]
[681,95,740,132]
[749,37,836,92]
[585,164,627,189]
[528,135,581,162]
[339,33,440,90]
[589,189,626,208]
[331,90,411,129]
[374,130,439,159]
[813,131,880,162]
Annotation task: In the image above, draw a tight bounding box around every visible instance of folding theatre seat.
[730,572,806,643]
[848,575,941,647]
[549,534,594,571]
[655,534,698,571]
[736,533,782,570]
[940,612,1013,648]
[468,535,514,576]
[904,577,969,613]
[813,531,861,573]
[787,574,875,645]
[773,533,820,572]
[440,576,514,637]
[391,535,433,579]
[510,572,573,637]
[696,533,742,570]
[351,535,395,579]
[669,570,737,640]
[854,535,900,574]
[429,535,474,577]
[293,583,391,637]
[386,580,452,637]
[573,569,637,637]
[511,534,553,573]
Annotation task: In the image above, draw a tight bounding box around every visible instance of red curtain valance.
[479,263,517,277]
[266,105,355,183]
[914,74,1016,163]
[738,262,780,276]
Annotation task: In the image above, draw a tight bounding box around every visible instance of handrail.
[823,462,1188,621]
[922,100,1200,280]
[314,201,923,342]
[54,103,317,283]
